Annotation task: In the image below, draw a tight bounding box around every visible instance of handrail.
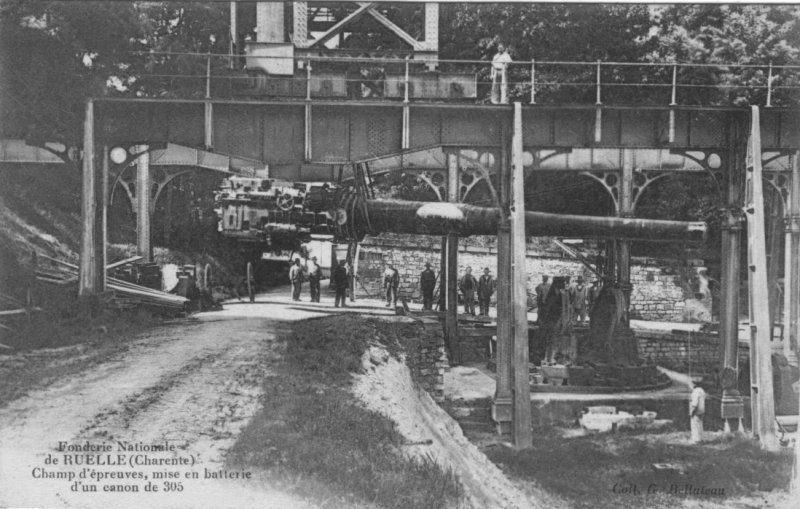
[105,50,800,107]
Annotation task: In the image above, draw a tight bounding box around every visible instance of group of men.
[534,275,602,324]
[289,257,355,307]
[457,266,496,316]
[417,264,496,316]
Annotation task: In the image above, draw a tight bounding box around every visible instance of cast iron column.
[445,152,460,364]
[719,113,745,431]
[617,149,634,308]
[787,152,800,365]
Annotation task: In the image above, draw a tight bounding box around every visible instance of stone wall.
[355,233,700,322]
[636,330,750,373]
[404,319,447,402]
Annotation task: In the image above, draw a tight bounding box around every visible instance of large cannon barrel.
[356,199,706,242]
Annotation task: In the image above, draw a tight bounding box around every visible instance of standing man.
[420,262,437,310]
[689,380,707,444]
[565,275,577,306]
[477,267,495,317]
[490,43,512,104]
[459,266,478,316]
[307,256,322,303]
[289,258,304,301]
[345,259,356,302]
[573,276,589,325]
[588,279,602,315]
[384,263,400,308]
[535,275,551,311]
[333,259,349,308]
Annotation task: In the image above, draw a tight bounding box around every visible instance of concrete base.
[447,363,693,429]
[491,397,512,435]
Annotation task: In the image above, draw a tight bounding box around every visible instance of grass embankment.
[485,427,793,509]
[226,314,463,509]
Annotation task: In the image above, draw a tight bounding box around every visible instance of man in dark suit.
[420,262,437,310]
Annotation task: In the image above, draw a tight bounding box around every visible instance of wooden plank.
[106,256,143,270]
[0,309,32,317]
[40,254,79,270]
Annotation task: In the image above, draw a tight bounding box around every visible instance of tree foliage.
[439,3,657,103]
[651,4,800,106]
[0,1,231,142]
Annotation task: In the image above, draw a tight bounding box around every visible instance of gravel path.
[0,293,327,509]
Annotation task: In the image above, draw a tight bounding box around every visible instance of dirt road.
[0,292,338,509]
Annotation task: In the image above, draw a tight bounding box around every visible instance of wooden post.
[79,100,97,297]
[492,116,513,434]
[136,145,151,262]
[439,235,447,312]
[511,102,532,448]
[100,145,108,292]
[745,106,778,450]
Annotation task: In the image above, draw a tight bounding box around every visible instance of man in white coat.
[689,381,707,444]
[491,44,512,104]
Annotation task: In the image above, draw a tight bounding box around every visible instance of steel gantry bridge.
[8,1,796,451]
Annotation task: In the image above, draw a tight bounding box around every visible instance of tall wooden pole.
[492,114,513,434]
[79,100,97,296]
[100,145,108,292]
[136,145,151,262]
[745,106,778,450]
[511,102,532,448]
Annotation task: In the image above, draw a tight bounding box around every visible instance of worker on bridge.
[490,43,512,104]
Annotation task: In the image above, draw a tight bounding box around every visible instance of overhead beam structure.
[76,96,800,445]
